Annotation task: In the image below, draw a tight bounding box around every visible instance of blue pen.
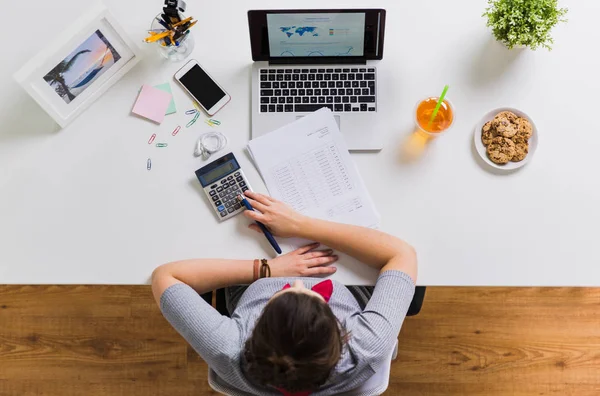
[238,194,282,254]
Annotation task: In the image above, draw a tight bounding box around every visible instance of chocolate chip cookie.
[496,111,518,123]
[511,142,529,162]
[492,116,517,138]
[487,137,516,165]
[514,117,533,140]
[481,121,495,145]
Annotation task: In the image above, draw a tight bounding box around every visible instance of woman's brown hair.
[243,291,345,393]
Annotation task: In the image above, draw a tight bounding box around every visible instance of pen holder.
[151,13,195,62]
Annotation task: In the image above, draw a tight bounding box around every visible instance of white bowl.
[473,107,538,171]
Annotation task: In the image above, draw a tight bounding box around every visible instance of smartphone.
[174,59,231,116]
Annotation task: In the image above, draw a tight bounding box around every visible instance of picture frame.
[13,3,142,128]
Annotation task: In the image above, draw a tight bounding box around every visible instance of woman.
[152,191,417,395]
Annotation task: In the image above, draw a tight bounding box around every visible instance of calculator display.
[199,160,237,185]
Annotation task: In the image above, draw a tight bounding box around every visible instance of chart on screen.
[267,13,365,57]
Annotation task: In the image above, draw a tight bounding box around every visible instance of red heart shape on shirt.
[276,388,311,396]
[282,279,333,303]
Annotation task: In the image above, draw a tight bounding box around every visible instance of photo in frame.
[14,3,142,128]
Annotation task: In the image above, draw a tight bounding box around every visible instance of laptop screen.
[248,9,386,63]
[266,13,366,57]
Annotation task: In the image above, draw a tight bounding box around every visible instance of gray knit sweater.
[160,270,415,395]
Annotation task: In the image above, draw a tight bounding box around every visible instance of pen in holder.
[149,13,195,62]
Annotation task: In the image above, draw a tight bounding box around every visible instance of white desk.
[1,0,599,286]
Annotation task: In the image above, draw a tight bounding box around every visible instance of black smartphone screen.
[179,64,226,110]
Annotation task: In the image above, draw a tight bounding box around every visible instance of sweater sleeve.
[346,270,415,369]
[159,284,241,375]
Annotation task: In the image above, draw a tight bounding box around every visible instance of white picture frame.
[13,3,142,128]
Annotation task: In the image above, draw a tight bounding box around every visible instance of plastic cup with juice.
[415,97,455,137]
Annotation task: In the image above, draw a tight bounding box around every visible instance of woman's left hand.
[269,243,338,277]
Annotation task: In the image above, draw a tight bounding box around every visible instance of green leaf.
[483,0,568,50]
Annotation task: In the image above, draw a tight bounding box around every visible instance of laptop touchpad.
[296,115,341,130]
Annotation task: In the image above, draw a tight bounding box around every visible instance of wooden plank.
[0,380,217,396]
[0,286,131,318]
[1,285,599,395]
[384,382,600,396]
[393,287,600,389]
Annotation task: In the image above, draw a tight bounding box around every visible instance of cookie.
[492,116,517,138]
[511,142,529,162]
[511,135,527,144]
[514,117,533,140]
[496,111,518,124]
[487,137,516,165]
[481,121,495,145]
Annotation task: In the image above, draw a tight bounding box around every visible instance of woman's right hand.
[242,191,308,238]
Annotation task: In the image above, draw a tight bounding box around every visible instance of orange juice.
[416,97,454,134]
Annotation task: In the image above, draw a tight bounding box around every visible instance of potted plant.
[483,0,568,50]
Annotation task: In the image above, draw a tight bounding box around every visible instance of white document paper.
[248,109,380,229]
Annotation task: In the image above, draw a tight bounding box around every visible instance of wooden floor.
[0,286,599,396]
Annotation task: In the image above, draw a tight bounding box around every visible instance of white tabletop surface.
[1,0,598,286]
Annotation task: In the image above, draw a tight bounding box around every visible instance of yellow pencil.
[173,16,193,27]
[186,20,197,30]
[144,30,171,43]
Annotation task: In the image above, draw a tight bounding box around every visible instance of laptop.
[248,9,387,151]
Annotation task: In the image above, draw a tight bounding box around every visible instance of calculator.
[194,152,252,221]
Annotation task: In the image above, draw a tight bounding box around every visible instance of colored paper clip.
[186,112,200,128]
[156,143,168,147]
[148,133,156,144]
[205,118,221,127]
[185,109,197,115]
[192,101,202,112]
[147,158,152,170]
[171,125,181,136]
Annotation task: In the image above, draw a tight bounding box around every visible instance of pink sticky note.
[132,84,173,124]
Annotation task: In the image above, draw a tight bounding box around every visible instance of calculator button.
[241,187,249,192]
[227,176,233,180]
[236,176,244,182]
[211,195,219,202]
[227,208,235,213]
[239,181,246,187]
[221,180,228,184]
[229,180,236,186]
[209,190,216,196]
[234,172,240,176]
[211,184,217,189]
[215,200,222,206]
[217,205,225,212]
[234,203,241,210]
[219,192,226,198]
[225,202,232,208]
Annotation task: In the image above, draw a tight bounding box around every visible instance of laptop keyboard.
[259,68,376,113]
